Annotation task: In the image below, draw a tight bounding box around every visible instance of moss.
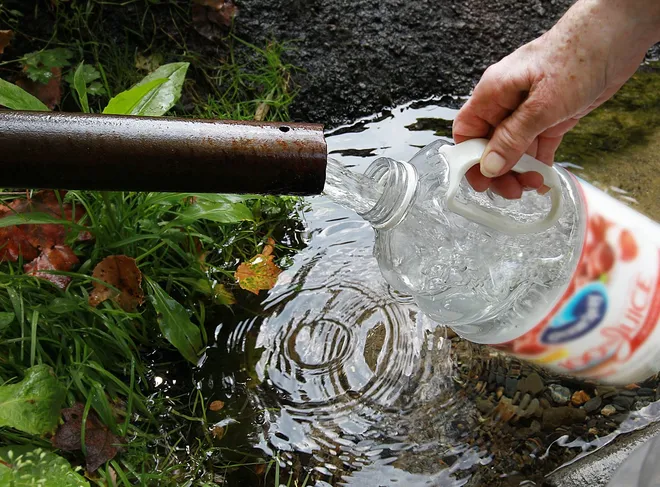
[556,62,660,165]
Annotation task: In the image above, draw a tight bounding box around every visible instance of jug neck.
[360,157,418,230]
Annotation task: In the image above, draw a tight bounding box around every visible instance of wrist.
[584,0,660,45]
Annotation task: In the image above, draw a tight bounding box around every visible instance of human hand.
[452,0,660,199]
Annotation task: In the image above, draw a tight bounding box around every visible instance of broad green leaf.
[0,365,66,435]
[0,446,89,487]
[0,311,14,332]
[87,81,105,96]
[131,62,189,116]
[146,278,203,364]
[0,78,49,111]
[176,200,254,225]
[102,78,167,115]
[63,63,101,86]
[72,62,89,113]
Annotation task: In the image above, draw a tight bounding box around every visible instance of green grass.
[0,1,308,485]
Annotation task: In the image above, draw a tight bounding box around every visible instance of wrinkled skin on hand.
[452,0,660,199]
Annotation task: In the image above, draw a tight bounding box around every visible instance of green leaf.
[72,62,89,113]
[102,78,167,115]
[176,200,254,225]
[0,446,89,487]
[146,278,203,364]
[131,62,189,116]
[23,48,73,83]
[0,78,49,111]
[63,63,101,86]
[87,81,105,96]
[0,365,66,435]
[0,311,14,329]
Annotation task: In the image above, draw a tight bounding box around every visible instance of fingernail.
[538,184,551,195]
[481,152,506,178]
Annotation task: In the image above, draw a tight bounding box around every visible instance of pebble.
[542,407,587,430]
[588,427,599,435]
[613,395,634,409]
[571,390,591,406]
[512,391,521,406]
[583,396,602,413]
[548,384,571,405]
[496,386,504,399]
[505,377,518,397]
[519,393,531,411]
[476,397,494,415]
[525,398,540,418]
[637,388,654,397]
[518,373,544,396]
[601,405,617,417]
[540,398,551,409]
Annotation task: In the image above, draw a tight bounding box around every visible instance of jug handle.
[442,138,563,235]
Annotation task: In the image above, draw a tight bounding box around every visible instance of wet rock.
[571,390,591,406]
[496,373,505,386]
[512,391,521,405]
[540,398,551,410]
[637,387,654,396]
[601,404,617,417]
[476,397,494,415]
[613,395,635,410]
[493,397,517,422]
[542,407,587,430]
[636,399,652,409]
[518,373,544,396]
[619,390,637,397]
[505,377,518,397]
[523,399,540,418]
[583,396,603,413]
[596,386,618,399]
[548,384,571,405]
[519,393,531,411]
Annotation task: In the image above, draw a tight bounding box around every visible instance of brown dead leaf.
[211,425,225,439]
[209,400,225,412]
[235,238,282,295]
[0,30,14,55]
[52,403,123,472]
[89,255,144,312]
[24,245,79,289]
[0,191,88,286]
[16,67,62,109]
[255,464,266,476]
[192,0,238,40]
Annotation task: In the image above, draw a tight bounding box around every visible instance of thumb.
[480,96,558,178]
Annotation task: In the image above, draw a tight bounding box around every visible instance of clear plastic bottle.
[329,138,660,384]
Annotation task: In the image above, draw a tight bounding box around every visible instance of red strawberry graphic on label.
[619,229,638,262]
[586,241,615,279]
[590,214,611,242]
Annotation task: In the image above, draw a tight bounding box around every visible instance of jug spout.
[0,111,327,195]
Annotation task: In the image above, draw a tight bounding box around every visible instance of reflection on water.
[200,98,660,486]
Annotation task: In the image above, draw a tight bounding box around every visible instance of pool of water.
[198,98,660,486]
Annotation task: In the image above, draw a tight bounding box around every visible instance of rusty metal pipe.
[0,111,327,195]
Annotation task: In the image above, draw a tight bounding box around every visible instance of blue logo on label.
[541,283,608,345]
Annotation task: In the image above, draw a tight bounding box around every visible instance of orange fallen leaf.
[211,425,225,439]
[209,400,225,411]
[0,30,14,55]
[213,283,236,306]
[235,238,282,295]
[0,191,88,286]
[16,66,62,109]
[24,245,79,289]
[255,464,266,475]
[89,255,144,312]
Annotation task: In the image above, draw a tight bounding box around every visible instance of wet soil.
[236,0,573,125]
[237,0,660,126]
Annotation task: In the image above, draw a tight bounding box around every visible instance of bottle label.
[494,178,660,384]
